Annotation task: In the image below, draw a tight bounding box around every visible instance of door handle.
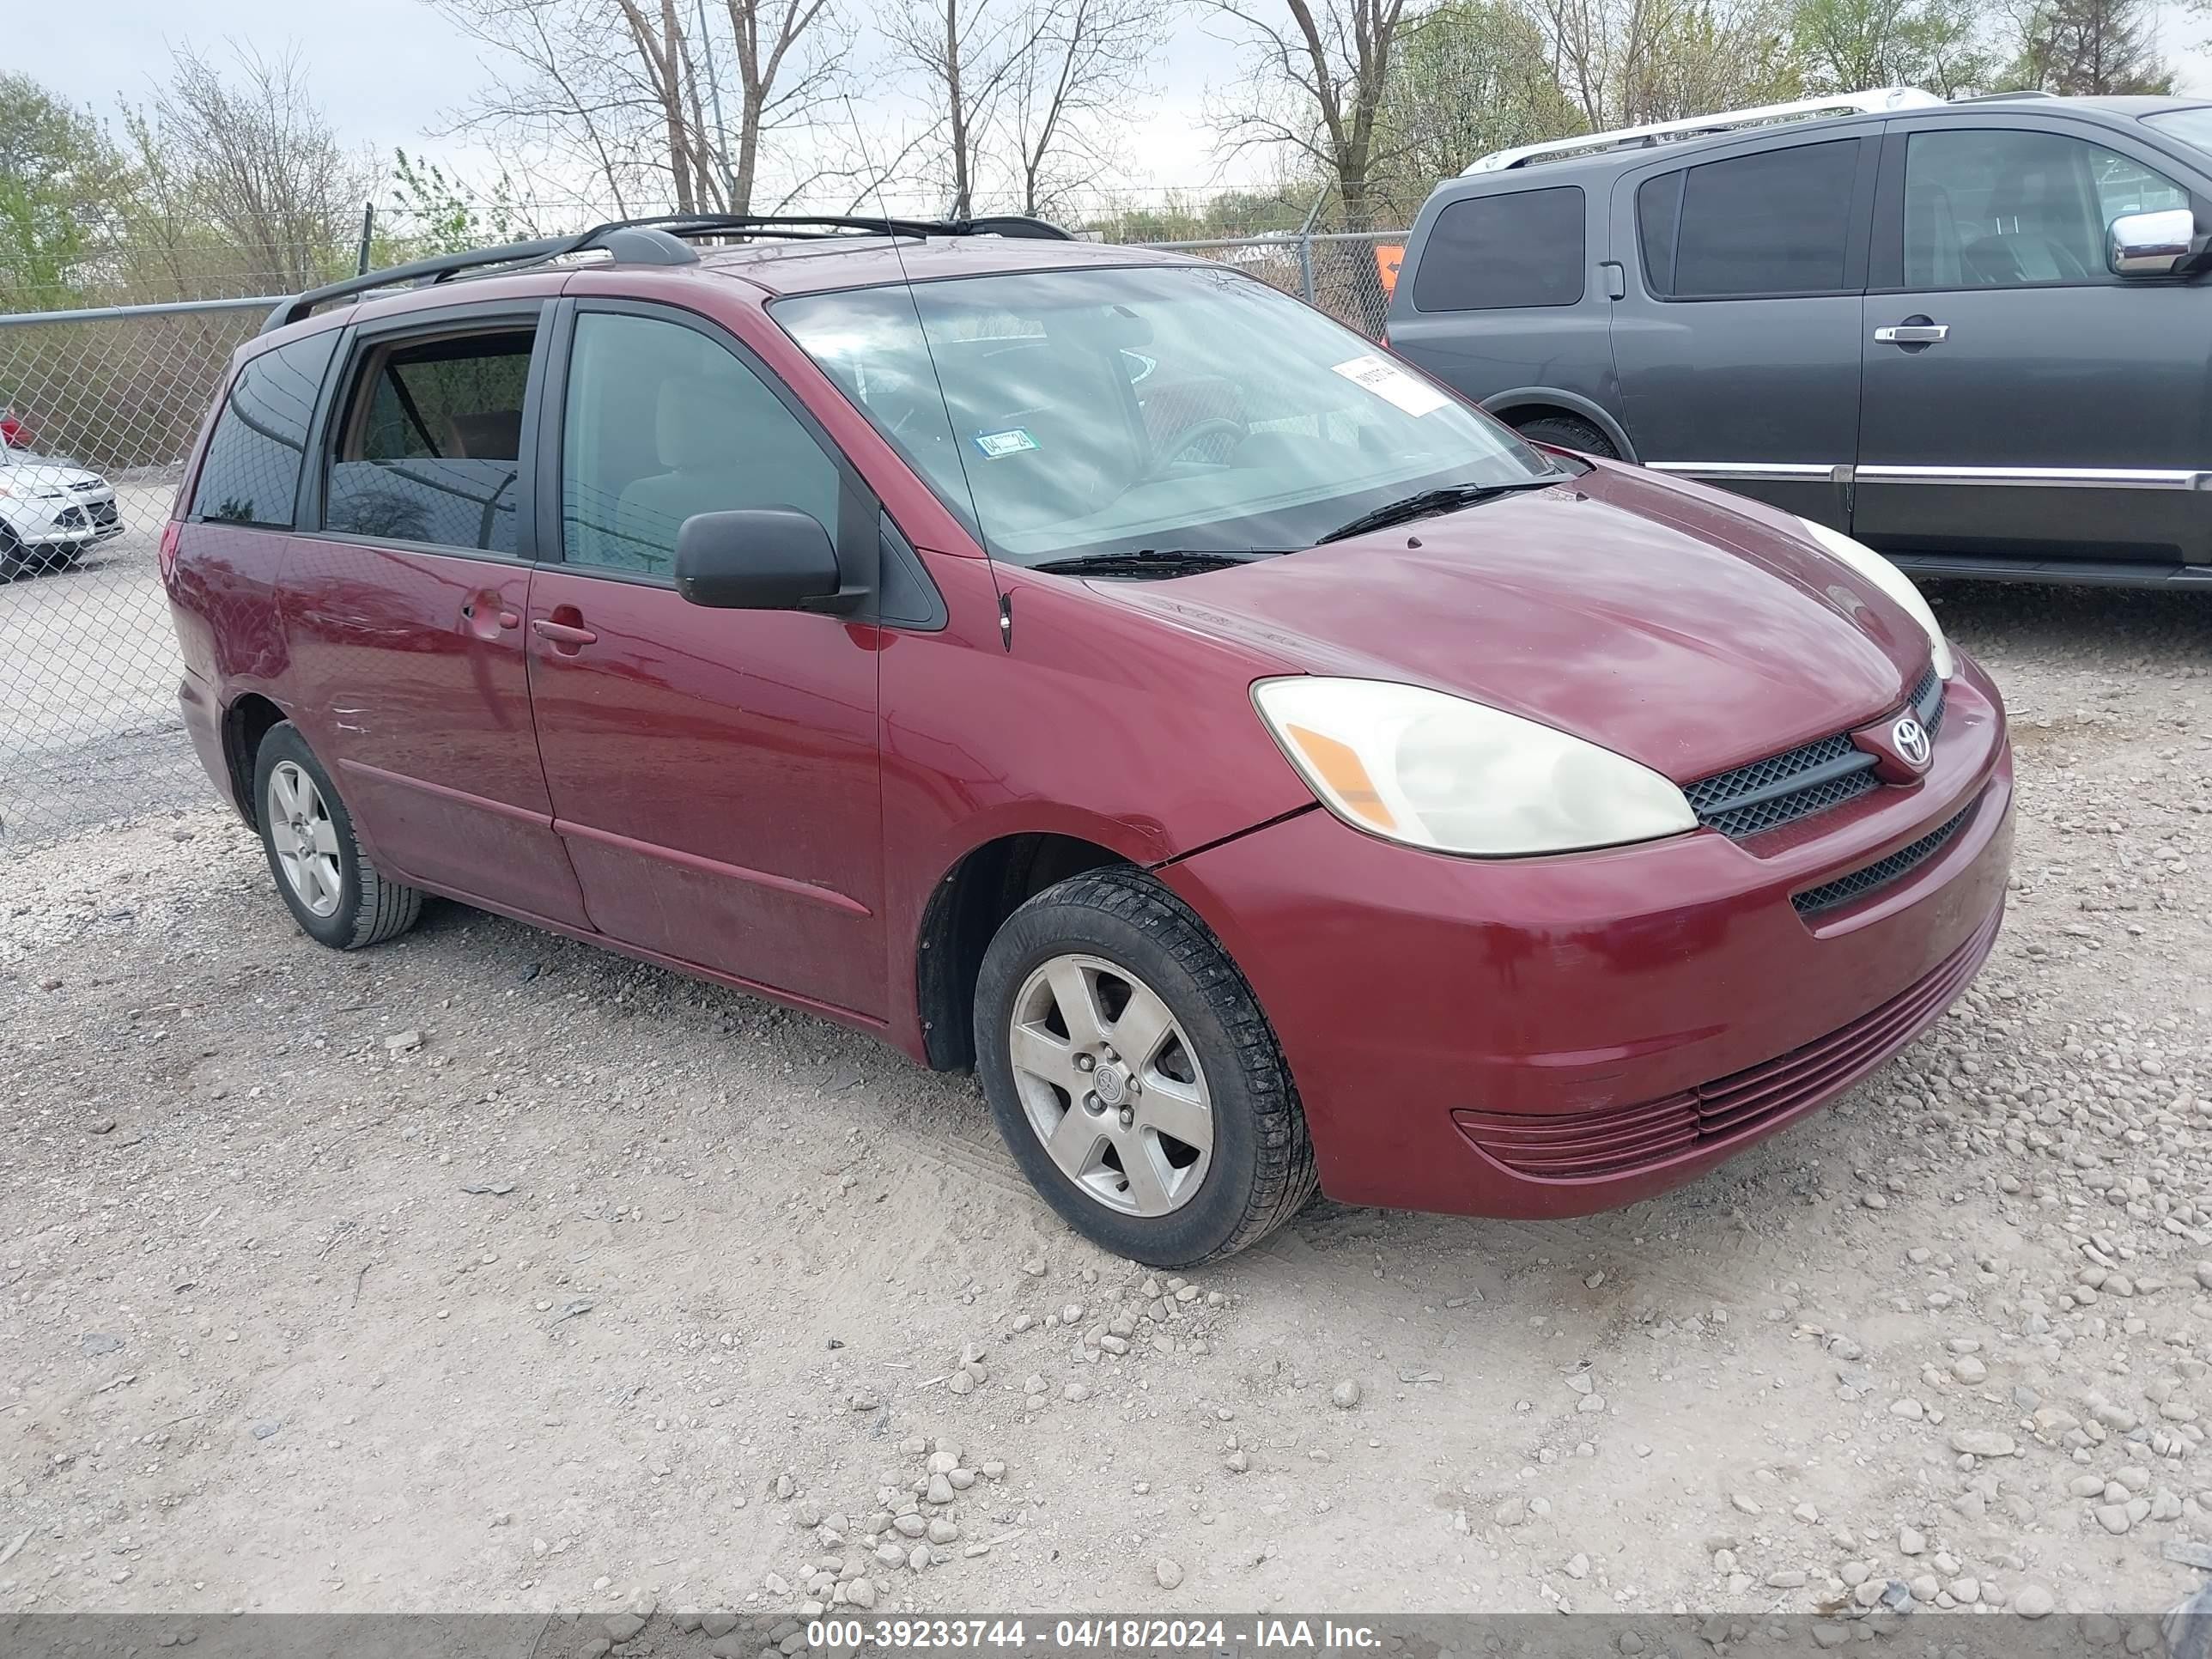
[531,617,599,651]
[462,596,524,641]
[1874,323,1949,344]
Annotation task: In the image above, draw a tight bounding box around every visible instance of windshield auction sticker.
[974,428,1040,459]
[1329,355,1449,417]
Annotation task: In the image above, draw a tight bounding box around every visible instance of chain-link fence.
[1133,230,1406,337]
[1,297,273,846]
[0,227,1406,848]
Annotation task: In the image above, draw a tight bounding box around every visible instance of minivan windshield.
[774,264,1566,567]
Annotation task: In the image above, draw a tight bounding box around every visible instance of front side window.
[1642,139,1863,298]
[1413,186,1586,312]
[558,310,841,578]
[189,330,340,527]
[774,264,1558,567]
[1903,128,2191,288]
[325,329,533,552]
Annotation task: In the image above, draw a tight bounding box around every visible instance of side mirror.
[674,508,841,610]
[2107,208,2196,276]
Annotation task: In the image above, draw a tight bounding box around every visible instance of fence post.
[1294,185,1329,306]
[357,204,375,276]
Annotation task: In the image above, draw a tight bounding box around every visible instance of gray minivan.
[1386,91,2212,586]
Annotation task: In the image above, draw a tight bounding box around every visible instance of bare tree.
[1526,0,1796,131]
[2005,0,2172,91]
[880,0,1052,217]
[133,45,368,291]
[1206,0,1426,234]
[1000,0,1168,215]
[430,0,848,216]
[1378,0,1583,194]
[1792,0,1994,96]
[721,0,848,210]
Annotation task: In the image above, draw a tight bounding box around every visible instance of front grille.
[1911,663,1946,738]
[1685,732,1881,838]
[1686,659,1945,841]
[1791,801,1974,915]
[70,479,103,494]
[1453,904,2001,1180]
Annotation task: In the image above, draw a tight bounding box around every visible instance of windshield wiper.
[1030,549,1280,577]
[1315,476,1565,545]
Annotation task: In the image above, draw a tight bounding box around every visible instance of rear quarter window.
[188,330,340,527]
[1639,139,1863,299]
[1412,186,1586,312]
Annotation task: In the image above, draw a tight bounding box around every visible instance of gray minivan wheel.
[1515,414,1617,459]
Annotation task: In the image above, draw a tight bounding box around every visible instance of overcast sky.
[21,0,2212,215]
[18,0,1265,209]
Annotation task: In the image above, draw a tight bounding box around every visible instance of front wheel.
[974,867,1316,1266]
[252,721,422,950]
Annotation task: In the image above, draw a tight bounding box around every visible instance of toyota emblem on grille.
[1891,714,1931,771]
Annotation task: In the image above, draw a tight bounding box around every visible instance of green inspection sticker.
[974,428,1039,459]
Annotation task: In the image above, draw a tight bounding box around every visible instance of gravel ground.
[3,581,2210,1629]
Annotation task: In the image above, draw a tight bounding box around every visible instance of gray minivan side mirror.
[673,508,842,610]
[2107,208,2197,276]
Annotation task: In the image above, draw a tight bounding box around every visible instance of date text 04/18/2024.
[803,1621,1383,1650]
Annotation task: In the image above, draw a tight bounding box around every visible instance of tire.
[0,528,25,581]
[1514,413,1618,459]
[974,866,1316,1267]
[251,721,422,950]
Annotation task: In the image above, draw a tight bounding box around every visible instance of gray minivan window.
[1904,128,2188,287]
[2142,107,2212,161]
[1641,139,1861,298]
[1412,186,1585,311]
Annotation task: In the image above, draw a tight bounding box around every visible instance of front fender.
[1480,386,1638,462]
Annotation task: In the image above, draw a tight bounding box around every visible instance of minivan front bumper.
[1158,653,2013,1218]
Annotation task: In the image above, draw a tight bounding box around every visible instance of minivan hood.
[1093,463,1929,783]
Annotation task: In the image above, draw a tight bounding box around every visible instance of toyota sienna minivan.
[163,214,2012,1265]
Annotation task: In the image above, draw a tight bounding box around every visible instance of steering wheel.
[1141,417,1247,482]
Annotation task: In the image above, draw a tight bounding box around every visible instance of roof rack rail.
[1462,87,1944,174]
[1950,88,2057,101]
[260,211,1074,334]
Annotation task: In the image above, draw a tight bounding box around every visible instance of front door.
[1610,134,1878,526]
[282,303,590,926]
[525,301,887,1018]
[1855,116,2212,567]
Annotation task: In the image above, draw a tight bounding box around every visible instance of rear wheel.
[974,867,1316,1266]
[1514,413,1618,459]
[252,722,422,950]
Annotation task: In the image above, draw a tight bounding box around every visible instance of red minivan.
[164,216,2012,1266]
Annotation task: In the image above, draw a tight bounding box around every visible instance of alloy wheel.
[1007,952,1213,1216]
[267,760,343,917]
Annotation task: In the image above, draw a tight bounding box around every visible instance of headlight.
[1796,517,1954,681]
[1252,678,1698,857]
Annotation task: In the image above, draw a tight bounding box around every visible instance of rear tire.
[252,721,422,950]
[974,866,1316,1267]
[1514,413,1618,459]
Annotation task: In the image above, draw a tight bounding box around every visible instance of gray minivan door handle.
[1874,321,1949,344]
